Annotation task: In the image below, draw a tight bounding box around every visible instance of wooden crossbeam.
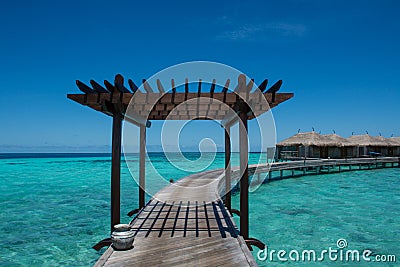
[69,76,293,123]
[68,92,293,122]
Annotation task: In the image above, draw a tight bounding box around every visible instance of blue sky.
[0,0,399,152]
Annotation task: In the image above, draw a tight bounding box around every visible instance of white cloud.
[216,22,307,41]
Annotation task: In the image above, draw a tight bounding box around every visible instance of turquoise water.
[233,168,400,266]
[0,153,399,266]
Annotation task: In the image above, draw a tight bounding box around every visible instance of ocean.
[0,153,398,266]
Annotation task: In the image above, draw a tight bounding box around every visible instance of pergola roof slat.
[76,80,96,94]
[90,80,109,93]
[142,79,154,93]
[197,79,202,95]
[266,80,282,93]
[156,79,165,93]
[222,79,230,93]
[128,79,139,93]
[258,79,269,93]
[114,74,131,93]
[104,80,115,92]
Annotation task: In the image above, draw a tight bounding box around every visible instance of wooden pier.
[246,157,400,183]
[95,169,256,267]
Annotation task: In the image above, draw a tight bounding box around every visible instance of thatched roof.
[277,132,339,147]
[278,132,400,147]
[388,137,400,146]
[322,134,353,147]
[347,134,389,147]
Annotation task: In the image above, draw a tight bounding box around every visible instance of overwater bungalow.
[277,131,341,159]
[322,134,357,158]
[347,134,390,157]
[276,132,400,159]
[387,137,400,156]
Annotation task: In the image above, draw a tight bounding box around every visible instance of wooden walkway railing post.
[111,111,123,232]
[239,104,249,239]
[139,125,146,208]
[224,126,232,211]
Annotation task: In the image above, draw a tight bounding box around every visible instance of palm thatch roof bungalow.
[322,134,357,158]
[276,132,356,159]
[387,137,400,156]
[277,132,400,160]
[347,134,390,157]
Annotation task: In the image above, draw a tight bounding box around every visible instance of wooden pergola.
[68,74,293,250]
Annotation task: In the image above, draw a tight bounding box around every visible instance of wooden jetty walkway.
[247,157,400,182]
[95,169,256,267]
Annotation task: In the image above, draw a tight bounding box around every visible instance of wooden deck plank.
[95,168,256,267]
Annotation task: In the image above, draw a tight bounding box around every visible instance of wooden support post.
[280,170,283,178]
[224,126,231,211]
[291,169,294,177]
[139,125,146,209]
[111,112,122,232]
[239,106,249,239]
[268,171,272,181]
[339,165,341,172]
[303,167,306,175]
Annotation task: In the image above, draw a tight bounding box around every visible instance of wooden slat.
[258,79,268,93]
[114,74,131,93]
[266,79,282,93]
[104,80,115,92]
[222,79,230,93]
[142,79,153,93]
[76,80,95,94]
[247,79,254,92]
[128,79,139,93]
[156,79,165,93]
[197,79,202,95]
[90,80,109,93]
